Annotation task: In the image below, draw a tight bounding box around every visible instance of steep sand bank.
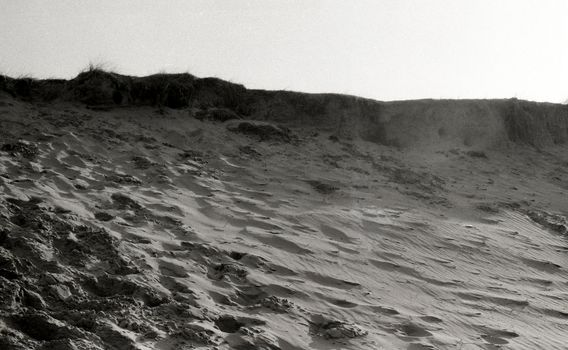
[0,72,567,349]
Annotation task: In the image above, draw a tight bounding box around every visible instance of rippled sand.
[1,94,567,350]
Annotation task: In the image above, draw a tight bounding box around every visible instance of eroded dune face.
[0,75,568,350]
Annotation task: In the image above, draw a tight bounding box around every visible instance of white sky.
[1,0,567,102]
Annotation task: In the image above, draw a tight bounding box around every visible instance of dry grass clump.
[0,63,247,110]
[70,66,130,105]
[0,74,64,102]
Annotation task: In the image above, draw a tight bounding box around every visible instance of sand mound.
[1,72,568,349]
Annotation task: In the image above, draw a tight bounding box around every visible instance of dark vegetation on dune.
[2,67,568,148]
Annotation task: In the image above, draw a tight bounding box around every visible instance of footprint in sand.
[303,271,361,290]
[420,316,443,324]
[158,259,189,278]
[320,224,357,244]
[313,292,359,308]
[478,327,519,345]
[520,257,562,272]
[396,322,432,338]
[309,314,368,340]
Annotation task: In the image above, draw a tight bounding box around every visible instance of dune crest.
[4,70,568,150]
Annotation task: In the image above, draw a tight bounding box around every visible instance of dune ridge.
[0,70,568,349]
[2,70,568,150]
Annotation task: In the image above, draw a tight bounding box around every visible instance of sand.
[1,77,568,349]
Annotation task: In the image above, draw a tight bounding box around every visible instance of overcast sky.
[1,0,567,102]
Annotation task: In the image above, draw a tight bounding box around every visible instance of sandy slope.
[1,91,568,350]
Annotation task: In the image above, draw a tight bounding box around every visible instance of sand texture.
[1,73,568,349]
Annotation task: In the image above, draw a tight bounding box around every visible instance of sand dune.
[1,72,568,349]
